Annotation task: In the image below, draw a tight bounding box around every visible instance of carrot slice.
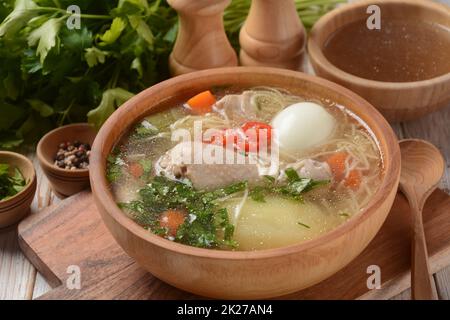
[159,210,186,237]
[344,169,361,190]
[326,152,348,182]
[129,162,144,178]
[186,90,216,114]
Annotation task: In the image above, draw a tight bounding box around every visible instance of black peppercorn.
[54,140,90,170]
[75,150,84,158]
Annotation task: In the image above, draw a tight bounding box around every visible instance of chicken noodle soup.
[107,87,383,250]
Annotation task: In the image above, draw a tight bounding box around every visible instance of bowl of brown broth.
[308,0,450,122]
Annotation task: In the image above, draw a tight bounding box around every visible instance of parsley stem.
[33,7,112,20]
[52,0,61,9]
[297,222,311,229]
[78,14,113,20]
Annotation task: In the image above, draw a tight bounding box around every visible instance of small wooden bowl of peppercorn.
[37,123,96,198]
[0,151,37,229]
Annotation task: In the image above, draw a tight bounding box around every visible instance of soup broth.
[323,19,450,82]
[108,87,383,251]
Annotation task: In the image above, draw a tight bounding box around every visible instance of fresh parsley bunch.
[0,0,177,148]
[0,0,343,149]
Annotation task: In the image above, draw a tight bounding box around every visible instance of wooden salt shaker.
[168,0,238,76]
[239,0,306,70]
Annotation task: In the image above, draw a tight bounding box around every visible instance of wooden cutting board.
[17,189,450,300]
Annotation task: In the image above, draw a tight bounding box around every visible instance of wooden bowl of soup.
[308,0,450,122]
[90,67,400,299]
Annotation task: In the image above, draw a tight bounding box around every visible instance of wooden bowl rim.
[36,123,95,177]
[0,151,37,207]
[308,0,450,90]
[90,66,400,260]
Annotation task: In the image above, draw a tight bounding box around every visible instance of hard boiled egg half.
[271,102,335,154]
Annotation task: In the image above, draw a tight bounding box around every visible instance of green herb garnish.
[249,186,267,203]
[262,175,276,183]
[297,222,311,229]
[106,153,123,183]
[122,176,246,249]
[250,168,329,203]
[0,163,27,201]
[138,158,153,181]
[133,121,159,139]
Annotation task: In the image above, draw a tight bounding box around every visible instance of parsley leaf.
[123,176,245,249]
[99,17,126,45]
[0,163,27,201]
[106,154,123,183]
[250,169,329,203]
[249,186,266,202]
[84,47,109,68]
[87,88,135,129]
[27,18,62,64]
[0,0,38,38]
[297,222,311,229]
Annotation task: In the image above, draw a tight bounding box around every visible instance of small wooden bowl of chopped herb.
[0,151,37,229]
[37,123,97,198]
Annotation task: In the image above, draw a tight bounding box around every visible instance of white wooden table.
[1,0,450,299]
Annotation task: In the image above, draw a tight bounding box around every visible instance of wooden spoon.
[399,139,445,300]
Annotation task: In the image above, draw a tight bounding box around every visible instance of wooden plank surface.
[0,228,35,299]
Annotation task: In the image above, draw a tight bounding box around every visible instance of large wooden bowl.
[90,67,401,299]
[308,0,450,122]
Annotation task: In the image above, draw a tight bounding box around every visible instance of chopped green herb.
[250,169,329,203]
[284,167,300,182]
[122,176,245,249]
[339,212,350,217]
[203,181,248,201]
[297,222,311,229]
[139,158,152,173]
[134,120,159,138]
[262,175,276,183]
[106,154,123,183]
[249,186,266,203]
[0,163,27,201]
[278,169,329,201]
[138,158,153,181]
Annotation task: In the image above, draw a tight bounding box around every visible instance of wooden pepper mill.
[168,0,238,76]
[239,0,306,70]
